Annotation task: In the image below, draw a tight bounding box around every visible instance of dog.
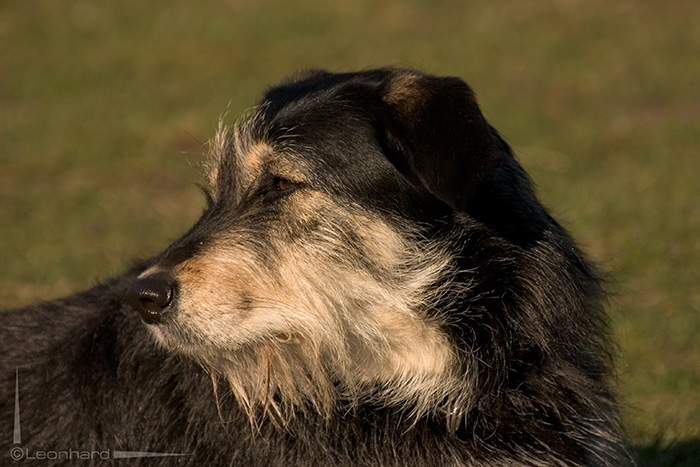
[1,69,633,465]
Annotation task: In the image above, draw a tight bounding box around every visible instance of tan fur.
[150,200,462,424]
[382,72,424,110]
[206,110,271,196]
[204,120,228,189]
[236,137,273,186]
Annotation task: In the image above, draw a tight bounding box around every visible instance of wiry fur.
[1,68,633,466]
[162,118,468,428]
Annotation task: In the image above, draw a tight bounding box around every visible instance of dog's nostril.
[126,273,176,325]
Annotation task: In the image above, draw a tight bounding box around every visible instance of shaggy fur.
[1,69,633,465]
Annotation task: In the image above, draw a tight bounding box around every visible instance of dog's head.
[126,69,504,423]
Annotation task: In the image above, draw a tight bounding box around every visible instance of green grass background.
[1,1,698,464]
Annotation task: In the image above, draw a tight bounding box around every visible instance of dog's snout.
[127,273,176,324]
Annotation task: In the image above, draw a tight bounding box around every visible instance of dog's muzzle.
[126,272,176,325]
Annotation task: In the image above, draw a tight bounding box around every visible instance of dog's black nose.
[127,273,176,325]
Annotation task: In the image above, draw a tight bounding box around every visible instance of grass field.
[1,1,698,464]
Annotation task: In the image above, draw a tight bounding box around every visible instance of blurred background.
[1,1,698,464]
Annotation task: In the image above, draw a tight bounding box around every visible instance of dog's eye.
[262,177,300,203]
[274,177,297,192]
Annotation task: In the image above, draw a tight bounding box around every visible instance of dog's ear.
[378,71,503,211]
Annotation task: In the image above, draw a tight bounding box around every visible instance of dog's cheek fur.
[153,196,465,424]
